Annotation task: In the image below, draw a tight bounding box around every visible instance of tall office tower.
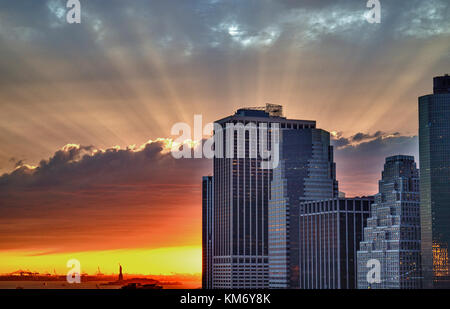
[268,129,339,288]
[298,197,373,289]
[202,176,214,289]
[419,74,450,289]
[212,104,316,288]
[357,155,421,289]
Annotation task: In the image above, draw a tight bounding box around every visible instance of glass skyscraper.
[211,104,317,288]
[268,129,339,288]
[419,74,450,288]
[299,197,373,289]
[357,155,421,289]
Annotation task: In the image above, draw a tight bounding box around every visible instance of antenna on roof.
[244,103,284,117]
[265,103,283,117]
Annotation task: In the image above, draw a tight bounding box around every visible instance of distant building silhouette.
[118,264,123,281]
[202,176,214,289]
[419,74,450,288]
[357,155,421,289]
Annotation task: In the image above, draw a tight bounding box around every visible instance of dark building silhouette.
[118,264,123,281]
[202,176,214,289]
[419,74,450,288]
[298,197,373,289]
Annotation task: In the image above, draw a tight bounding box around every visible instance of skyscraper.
[202,176,214,289]
[419,74,450,289]
[357,155,421,289]
[268,129,339,288]
[299,197,373,289]
[212,104,316,288]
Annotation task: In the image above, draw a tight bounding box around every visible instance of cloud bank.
[0,131,419,252]
[0,140,210,252]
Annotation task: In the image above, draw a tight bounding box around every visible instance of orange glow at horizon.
[0,246,201,276]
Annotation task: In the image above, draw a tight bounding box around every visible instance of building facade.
[212,104,317,288]
[298,198,373,289]
[268,129,339,288]
[202,176,214,289]
[419,74,450,289]
[357,155,421,289]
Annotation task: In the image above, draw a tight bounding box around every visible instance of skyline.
[0,105,419,275]
[0,0,449,277]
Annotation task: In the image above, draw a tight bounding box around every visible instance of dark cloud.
[333,137,351,148]
[335,134,419,196]
[0,142,207,189]
[352,131,383,142]
[0,140,210,252]
[332,131,400,148]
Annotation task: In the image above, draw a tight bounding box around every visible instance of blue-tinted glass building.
[268,129,339,288]
[419,74,450,288]
[298,197,373,289]
[357,156,421,289]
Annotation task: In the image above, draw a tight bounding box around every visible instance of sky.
[0,0,449,276]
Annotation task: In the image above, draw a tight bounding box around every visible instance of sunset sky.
[0,0,449,276]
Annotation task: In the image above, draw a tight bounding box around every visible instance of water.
[0,281,200,289]
[0,281,121,289]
